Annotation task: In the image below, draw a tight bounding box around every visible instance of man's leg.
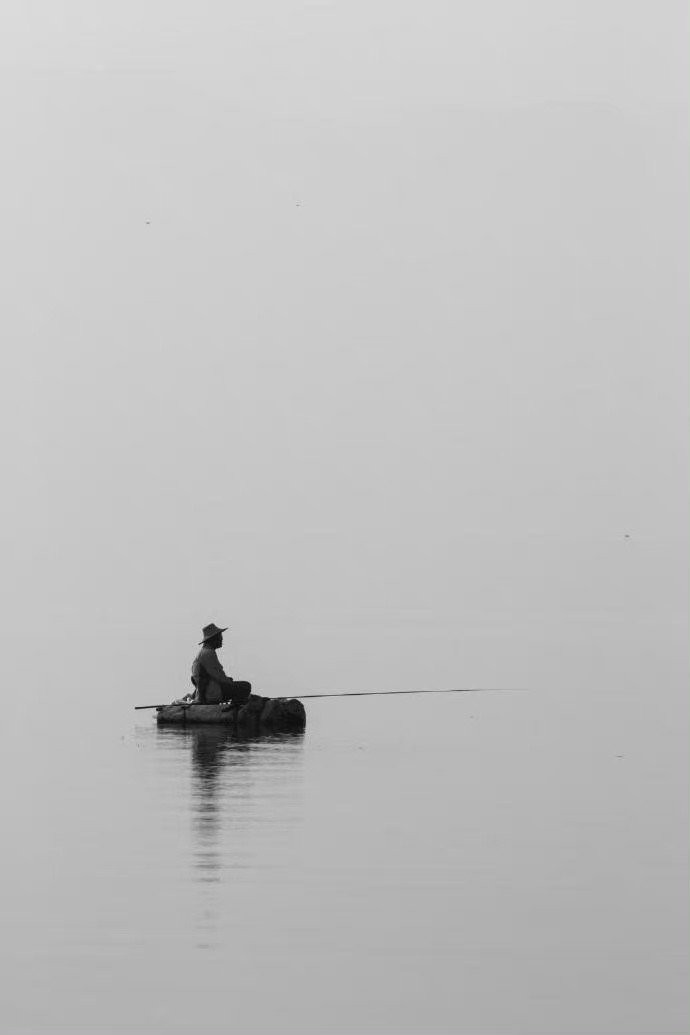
[230,681,252,706]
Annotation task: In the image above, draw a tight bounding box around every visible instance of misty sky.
[1,1,687,695]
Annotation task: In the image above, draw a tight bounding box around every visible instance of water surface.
[1,612,686,1034]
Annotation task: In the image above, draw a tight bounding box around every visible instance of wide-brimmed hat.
[199,622,228,644]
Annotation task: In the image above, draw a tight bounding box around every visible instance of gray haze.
[0,3,687,1034]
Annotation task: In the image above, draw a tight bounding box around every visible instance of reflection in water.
[190,726,239,882]
[155,725,304,949]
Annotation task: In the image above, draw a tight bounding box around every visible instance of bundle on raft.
[156,694,306,732]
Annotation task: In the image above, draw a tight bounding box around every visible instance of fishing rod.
[276,687,525,700]
[134,687,525,710]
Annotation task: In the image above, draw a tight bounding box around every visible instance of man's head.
[199,623,228,649]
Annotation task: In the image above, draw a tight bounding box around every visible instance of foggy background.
[0,1,687,711]
[0,5,688,1035]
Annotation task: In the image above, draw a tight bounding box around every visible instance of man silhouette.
[191,623,252,706]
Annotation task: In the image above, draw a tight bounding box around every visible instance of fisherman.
[191,623,252,706]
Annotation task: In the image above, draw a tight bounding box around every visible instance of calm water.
[0,604,686,1035]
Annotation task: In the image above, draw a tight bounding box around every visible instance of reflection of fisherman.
[191,624,252,706]
[188,726,231,890]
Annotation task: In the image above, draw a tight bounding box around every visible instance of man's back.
[191,646,230,703]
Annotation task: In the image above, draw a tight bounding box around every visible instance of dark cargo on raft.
[155,694,306,732]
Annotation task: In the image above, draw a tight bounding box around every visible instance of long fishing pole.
[276,687,525,700]
[134,687,525,710]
